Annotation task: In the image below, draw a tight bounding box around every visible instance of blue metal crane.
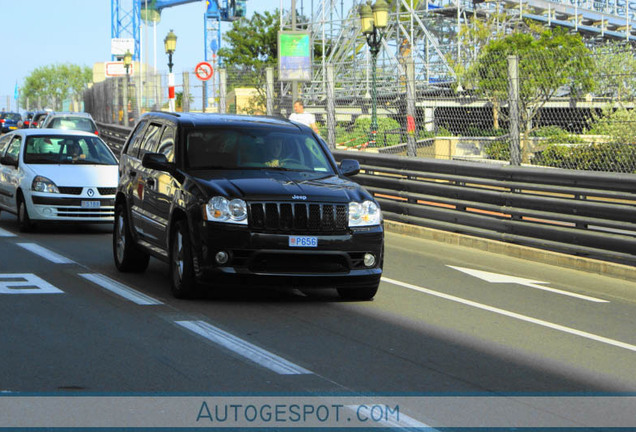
[111,0,246,63]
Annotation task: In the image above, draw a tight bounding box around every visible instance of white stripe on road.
[0,227,16,237]
[80,273,163,305]
[382,277,636,353]
[17,243,75,264]
[176,320,312,375]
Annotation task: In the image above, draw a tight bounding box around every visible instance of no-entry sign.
[195,61,214,81]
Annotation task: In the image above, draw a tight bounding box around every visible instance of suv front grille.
[249,202,348,234]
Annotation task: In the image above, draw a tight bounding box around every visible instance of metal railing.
[334,151,636,266]
[98,121,636,267]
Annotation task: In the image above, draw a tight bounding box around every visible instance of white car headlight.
[204,196,248,225]
[349,200,381,227]
[32,176,59,193]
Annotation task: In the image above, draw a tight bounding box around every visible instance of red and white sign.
[105,62,133,77]
[195,61,214,81]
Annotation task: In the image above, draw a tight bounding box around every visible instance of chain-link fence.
[84,43,636,174]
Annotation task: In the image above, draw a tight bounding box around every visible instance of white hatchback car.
[0,129,119,231]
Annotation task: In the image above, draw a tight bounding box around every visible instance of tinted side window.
[158,125,175,163]
[0,134,12,156]
[124,120,148,158]
[6,137,22,162]
[139,123,163,159]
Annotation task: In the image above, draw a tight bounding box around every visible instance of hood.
[192,170,371,203]
[29,164,118,188]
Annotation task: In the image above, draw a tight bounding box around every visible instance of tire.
[113,203,149,272]
[337,284,379,301]
[169,219,199,299]
[18,195,34,232]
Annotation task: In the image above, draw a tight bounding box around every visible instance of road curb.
[385,220,636,283]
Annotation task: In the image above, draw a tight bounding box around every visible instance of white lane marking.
[382,277,636,353]
[0,274,63,294]
[17,243,75,264]
[448,266,608,303]
[176,320,312,375]
[80,273,163,306]
[0,227,16,237]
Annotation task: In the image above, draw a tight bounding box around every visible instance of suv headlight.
[349,200,381,227]
[204,196,248,225]
[32,176,59,193]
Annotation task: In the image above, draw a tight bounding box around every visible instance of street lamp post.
[123,50,132,127]
[164,29,177,112]
[359,0,388,147]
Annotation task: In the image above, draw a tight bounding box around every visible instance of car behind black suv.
[113,112,383,300]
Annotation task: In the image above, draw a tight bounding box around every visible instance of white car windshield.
[23,136,118,165]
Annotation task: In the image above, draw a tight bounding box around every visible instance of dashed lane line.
[0,227,16,237]
[176,320,313,375]
[80,273,163,306]
[17,243,75,264]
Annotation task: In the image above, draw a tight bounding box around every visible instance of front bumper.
[192,222,384,289]
[28,194,115,223]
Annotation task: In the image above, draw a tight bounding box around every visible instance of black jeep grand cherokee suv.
[113,112,383,300]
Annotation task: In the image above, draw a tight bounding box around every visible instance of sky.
[0,0,275,111]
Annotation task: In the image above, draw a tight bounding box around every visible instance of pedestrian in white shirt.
[289,99,320,134]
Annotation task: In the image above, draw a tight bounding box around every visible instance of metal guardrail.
[97,122,636,267]
[97,122,130,155]
[333,151,636,266]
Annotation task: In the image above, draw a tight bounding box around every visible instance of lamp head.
[164,29,177,54]
[358,1,374,35]
[123,50,132,68]
[372,0,389,29]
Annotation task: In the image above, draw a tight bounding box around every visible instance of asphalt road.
[1,211,636,428]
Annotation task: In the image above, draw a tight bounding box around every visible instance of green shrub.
[587,108,636,144]
[465,126,508,137]
[484,139,510,161]
[534,142,636,173]
[334,116,401,148]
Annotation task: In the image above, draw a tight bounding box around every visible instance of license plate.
[81,201,101,208]
[289,236,318,248]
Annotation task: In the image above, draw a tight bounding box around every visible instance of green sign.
[278,32,312,82]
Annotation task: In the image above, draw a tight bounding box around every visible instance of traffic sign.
[105,62,133,77]
[195,61,214,81]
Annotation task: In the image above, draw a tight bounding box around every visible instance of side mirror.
[339,159,360,177]
[0,155,17,167]
[142,152,173,173]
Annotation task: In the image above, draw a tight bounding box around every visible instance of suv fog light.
[363,253,376,267]
[215,251,229,265]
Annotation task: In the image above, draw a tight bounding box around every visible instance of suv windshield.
[185,128,334,173]
[24,135,117,165]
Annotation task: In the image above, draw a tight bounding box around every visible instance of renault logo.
[87,188,95,197]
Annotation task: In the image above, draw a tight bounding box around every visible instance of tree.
[470,27,593,129]
[466,27,594,161]
[592,41,636,106]
[21,64,92,110]
[217,10,279,111]
[218,10,279,81]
